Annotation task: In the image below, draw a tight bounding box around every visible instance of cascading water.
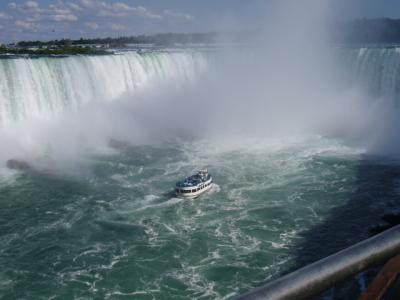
[0,47,400,300]
[0,51,208,127]
[340,46,400,101]
[1,47,400,130]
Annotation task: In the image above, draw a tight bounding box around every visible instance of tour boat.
[175,169,213,198]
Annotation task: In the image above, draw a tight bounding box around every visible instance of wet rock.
[6,159,31,171]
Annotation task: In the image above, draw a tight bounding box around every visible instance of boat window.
[192,189,196,193]
[176,188,180,193]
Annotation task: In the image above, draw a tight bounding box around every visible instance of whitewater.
[0,47,400,299]
[0,51,208,126]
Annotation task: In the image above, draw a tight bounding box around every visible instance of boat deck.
[176,173,211,188]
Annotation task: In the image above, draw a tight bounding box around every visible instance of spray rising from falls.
[0,46,400,164]
[0,51,208,127]
[1,47,400,128]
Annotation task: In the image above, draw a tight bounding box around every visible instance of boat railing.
[235,225,400,300]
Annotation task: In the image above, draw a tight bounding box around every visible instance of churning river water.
[1,47,400,299]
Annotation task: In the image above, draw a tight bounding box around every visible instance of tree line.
[16,32,218,48]
[13,19,400,48]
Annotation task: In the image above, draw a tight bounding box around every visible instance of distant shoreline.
[5,19,400,54]
[0,45,111,56]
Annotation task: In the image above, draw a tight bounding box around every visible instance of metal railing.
[235,225,400,300]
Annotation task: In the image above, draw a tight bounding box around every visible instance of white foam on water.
[144,194,160,202]
[209,183,221,194]
[137,166,144,174]
[81,136,366,299]
[270,241,289,249]
[132,197,184,213]
[73,243,108,262]
[105,290,157,299]
[100,249,129,270]
[200,250,222,264]
[0,167,18,186]
[171,265,219,299]
[0,233,19,253]
[0,273,14,292]
[279,229,302,247]
[162,223,177,234]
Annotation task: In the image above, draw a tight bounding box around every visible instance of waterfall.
[0,51,208,127]
[2,46,400,130]
[340,46,400,101]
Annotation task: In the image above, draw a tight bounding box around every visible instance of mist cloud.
[1,0,400,173]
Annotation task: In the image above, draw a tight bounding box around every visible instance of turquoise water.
[1,137,396,299]
[1,47,400,299]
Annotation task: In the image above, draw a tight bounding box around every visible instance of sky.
[0,0,400,43]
